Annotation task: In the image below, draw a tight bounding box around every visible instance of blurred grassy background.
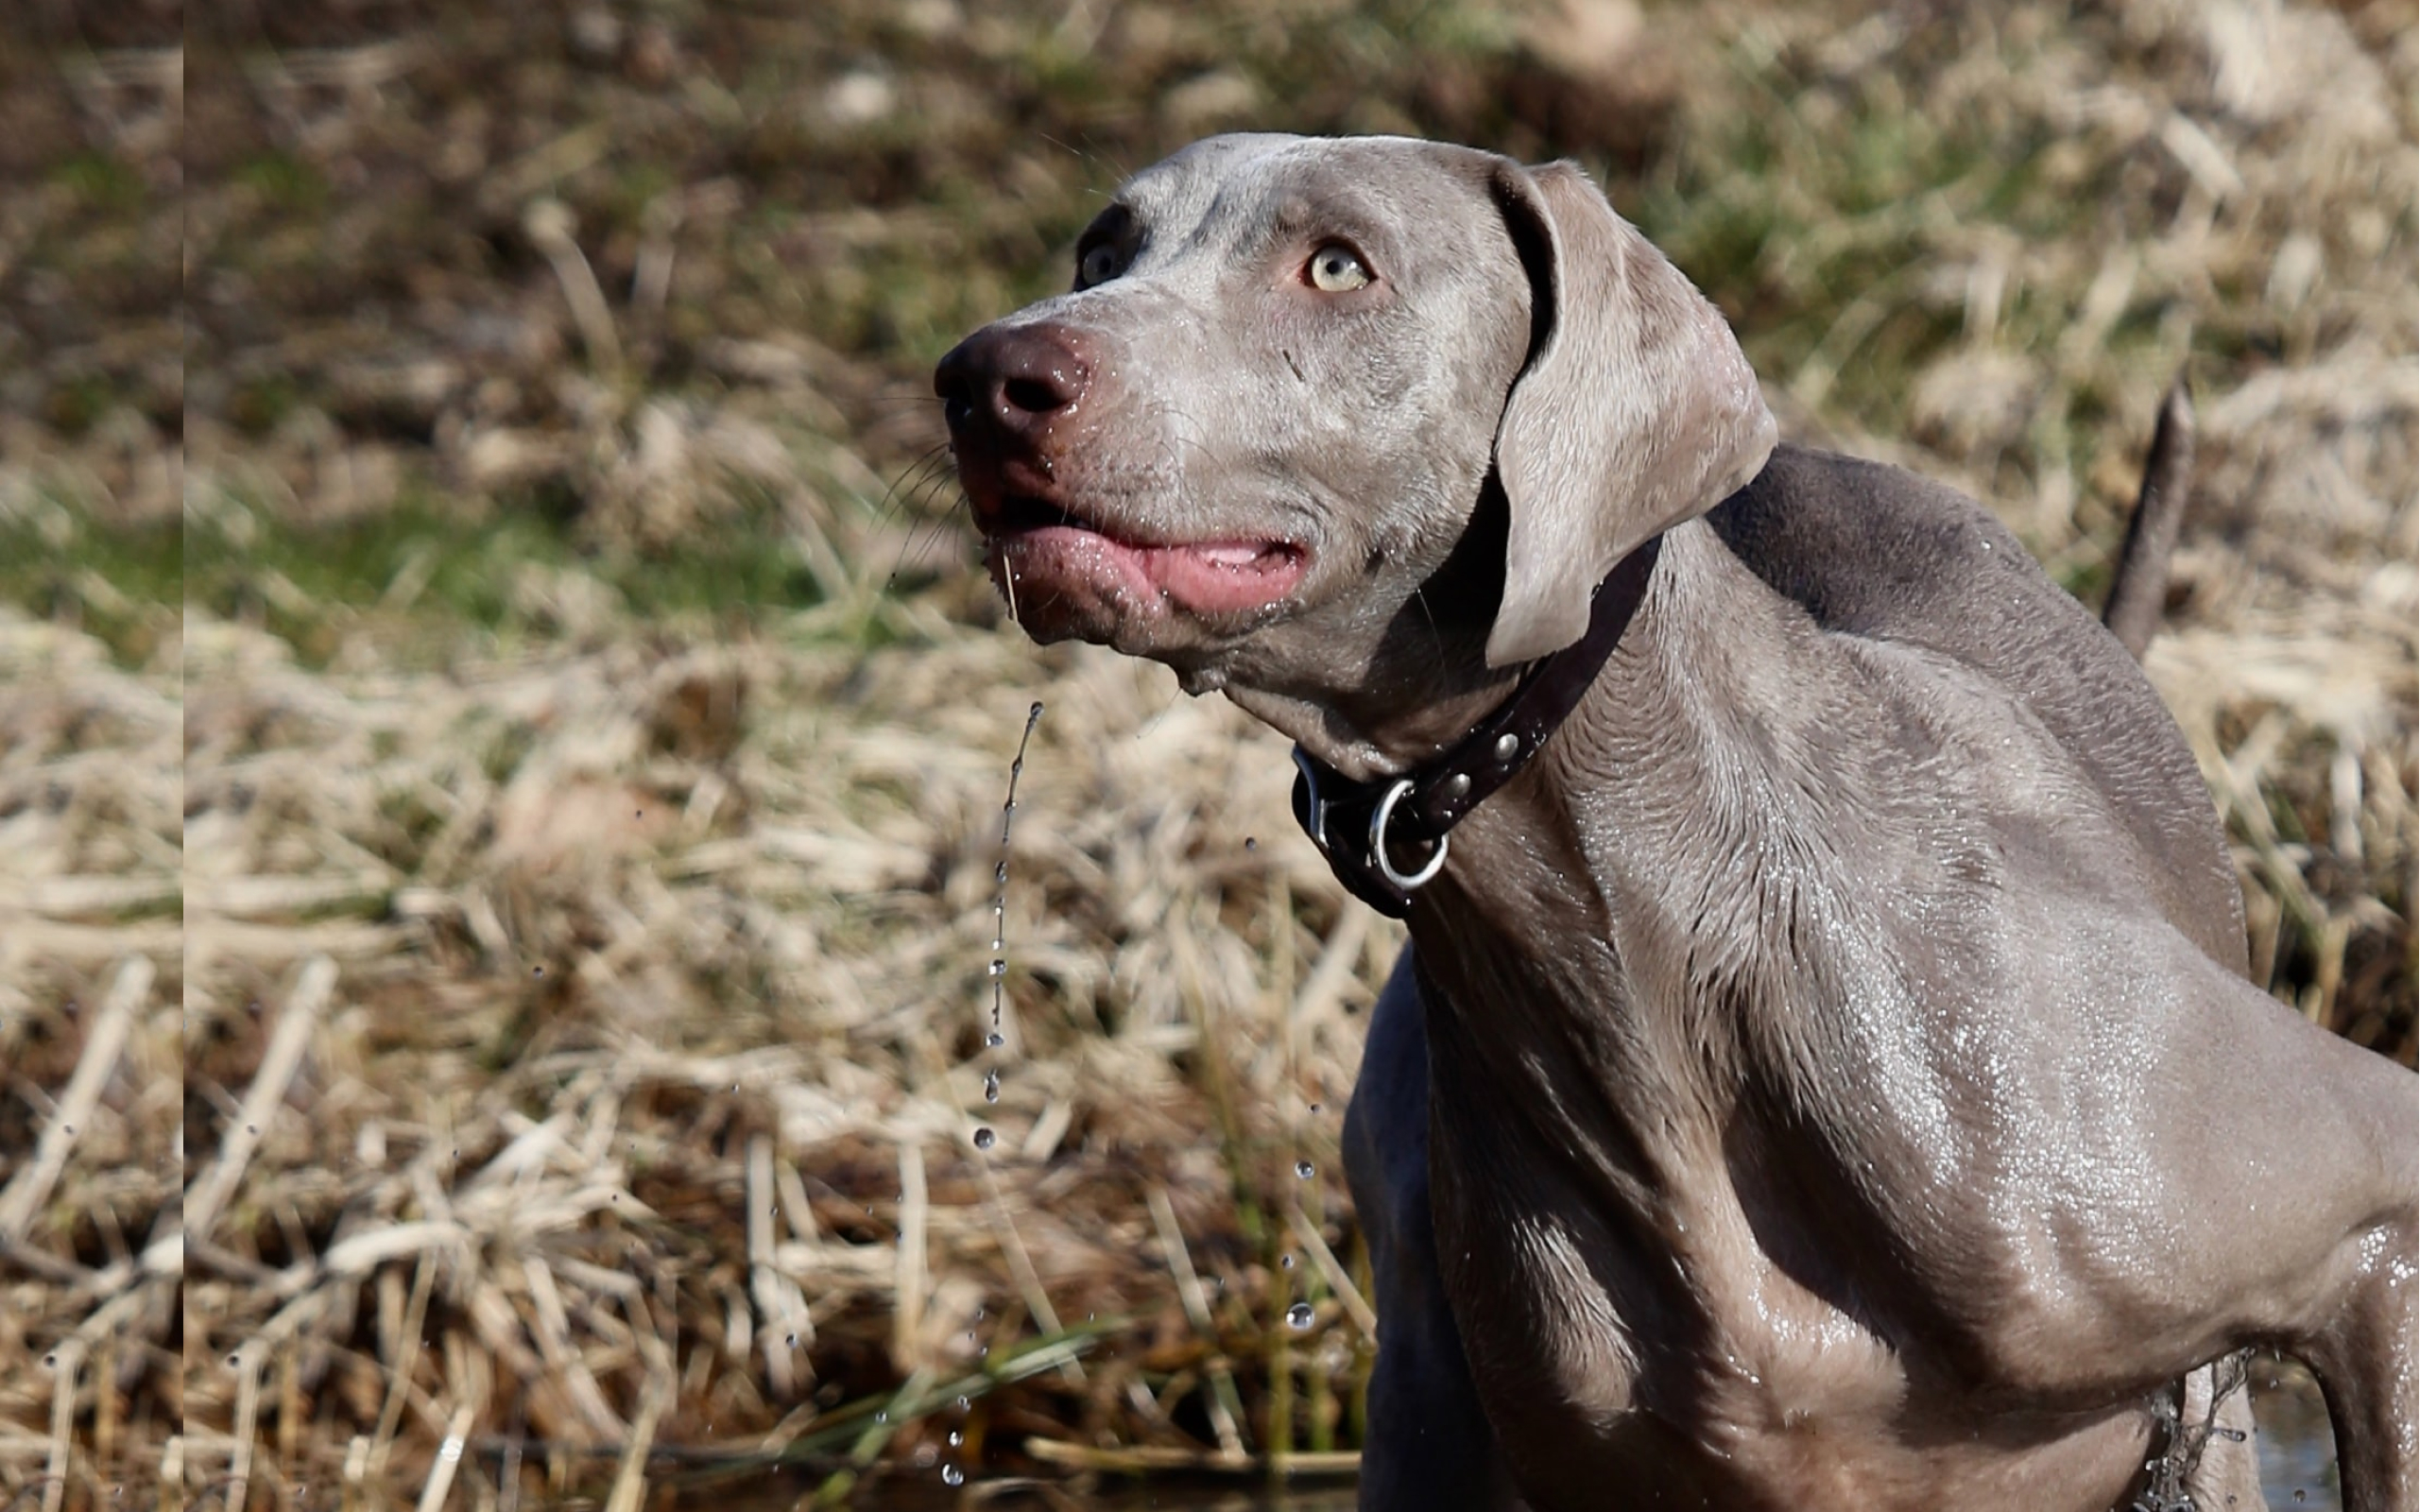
[0,0,2411,1507]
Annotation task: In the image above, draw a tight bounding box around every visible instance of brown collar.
[1289,536,1662,918]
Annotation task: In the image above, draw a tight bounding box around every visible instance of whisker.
[874,444,957,531]
[899,498,966,578]
[1039,131,1130,184]
[884,472,970,590]
[1408,585,1449,667]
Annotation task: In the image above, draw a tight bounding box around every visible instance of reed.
[0,0,2407,1506]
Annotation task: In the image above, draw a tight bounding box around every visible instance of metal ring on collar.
[1369,778,1449,891]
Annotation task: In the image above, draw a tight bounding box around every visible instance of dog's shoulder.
[1704,443,2048,641]
[1703,442,2246,969]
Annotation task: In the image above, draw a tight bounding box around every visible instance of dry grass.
[167,600,1384,1506]
[0,0,2411,1508]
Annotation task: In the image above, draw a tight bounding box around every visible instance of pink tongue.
[1193,542,1265,567]
[1139,539,1302,614]
[1000,523,1303,617]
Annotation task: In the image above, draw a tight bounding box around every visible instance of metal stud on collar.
[1282,535,1662,919]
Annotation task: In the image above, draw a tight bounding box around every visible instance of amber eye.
[1307,243,1371,292]
[1077,242,1126,287]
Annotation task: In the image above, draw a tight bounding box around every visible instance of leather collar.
[1289,535,1662,918]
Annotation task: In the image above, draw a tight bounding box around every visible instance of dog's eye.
[1077,242,1126,288]
[1307,243,1371,293]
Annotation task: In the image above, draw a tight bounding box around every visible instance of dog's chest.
[1423,1094,2165,1511]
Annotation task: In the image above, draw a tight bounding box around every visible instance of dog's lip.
[976,489,1309,617]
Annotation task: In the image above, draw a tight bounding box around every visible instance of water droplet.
[988,936,1003,952]
[2294,1493,2307,1504]
[955,1395,970,1411]
[941,1464,964,1486]
[1286,1302,1314,1330]
[986,1032,1004,1048]
[947,1430,962,1447]
[1295,1160,1314,1178]
[1029,700,1044,721]
[972,1126,996,1150]
[984,1072,1001,1104]
[1308,1102,1321,1114]
[1279,1253,1296,1269]
[1003,799,1016,814]
[875,1410,887,1423]
[987,959,1006,978]
[1244,836,1258,850]
[994,861,1009,884]
[532,966,544,976]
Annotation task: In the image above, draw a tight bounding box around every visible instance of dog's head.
[936,133,1772,771]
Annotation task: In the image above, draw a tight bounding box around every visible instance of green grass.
[180,484,853,660]
[0,505,181,667]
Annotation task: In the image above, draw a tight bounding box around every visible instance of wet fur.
[937,134,2420,1512]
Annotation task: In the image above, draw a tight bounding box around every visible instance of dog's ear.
[1485,161,1776,667]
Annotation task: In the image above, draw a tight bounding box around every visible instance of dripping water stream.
[971,699,1044,1154]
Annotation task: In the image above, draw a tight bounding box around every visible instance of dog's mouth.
[979,490,1309,621]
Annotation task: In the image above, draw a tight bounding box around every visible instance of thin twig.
[185,957,336,1242]
[970,1155,1082,1383]
[894,1140,928,1371]
[368,1250,438,1483]
[228,1347,263,1512]
[523,199,625,377]
[747,1134,810,1395]
[157,1437,184,1512]
[415,1407,475,1512]
[1283,1203,1376,1343]
[602,1369,670,1512]
[0,957,147,1242]
[41,1342,78,1512]
[1147,1186,1246,1457]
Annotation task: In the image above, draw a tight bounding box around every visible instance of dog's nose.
[935,324,1092,444]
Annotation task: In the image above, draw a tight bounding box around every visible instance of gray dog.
[935,134,2418,1512]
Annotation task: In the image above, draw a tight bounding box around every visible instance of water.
[2252,1358,2341,1511]
[673,1382,2337,1509]
[970,700,1043,1157]
[695,1481,1352,1512]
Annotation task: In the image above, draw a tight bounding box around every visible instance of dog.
[935,133,2417,1511]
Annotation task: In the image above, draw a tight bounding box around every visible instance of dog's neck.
[1402,516,1871,1188]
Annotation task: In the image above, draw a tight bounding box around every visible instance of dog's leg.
[2302,1208,2418,1512]
[2168,1354,2262,1511]
[1346,948,1525,1511]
